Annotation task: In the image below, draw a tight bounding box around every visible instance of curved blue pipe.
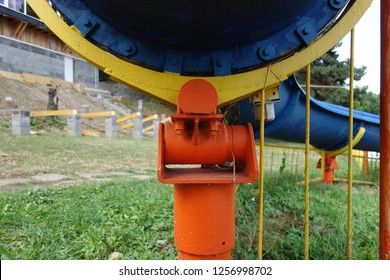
[49,0,350,76]
[238,76,380,152]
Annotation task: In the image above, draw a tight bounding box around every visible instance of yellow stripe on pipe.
[327,127,366,157]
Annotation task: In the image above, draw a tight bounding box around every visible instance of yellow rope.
[304,64,311,260]
[258,67,271,260]
[347,28,355,260]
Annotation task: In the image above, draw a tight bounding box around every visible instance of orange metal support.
[364,151,369,177]
[316,154,338,184]
[157,79,258,260]
[174,183,235,260]
[380,0,390,260]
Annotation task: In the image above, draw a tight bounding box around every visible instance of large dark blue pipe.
[50,0,350,76]
[238,77,380,152]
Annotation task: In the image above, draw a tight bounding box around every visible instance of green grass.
[235,180,379,260]
[0,132,380,260]
[0,179,175,260]
[0,178,379,260]
[0,132,157,177]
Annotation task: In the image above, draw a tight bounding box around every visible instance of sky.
[337,0,380,93]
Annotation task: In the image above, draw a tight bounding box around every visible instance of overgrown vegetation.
[0,133,380,260]
[235,180,379,260]
[0,118,10,128]
[30,116,67,130]
[0,178,379,260]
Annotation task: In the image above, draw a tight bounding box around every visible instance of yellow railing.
[257,28,367,259]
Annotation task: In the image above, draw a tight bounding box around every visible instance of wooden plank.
[122,122,134,129]
[30,109,77,117]
[142,114,159,123]
[143,117,171,133]
[122,114,158,129]
[80,111,115,118]
[161,117,171,123]
[116,112,140,124]
[143,125,154,133]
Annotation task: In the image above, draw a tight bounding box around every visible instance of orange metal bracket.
[316,154,338,184]
[157,79,258,259]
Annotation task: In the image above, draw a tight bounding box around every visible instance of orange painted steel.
[157,79,258,260]
[380,0,390,260]
[174,183,235,260]
[316,154,338,184]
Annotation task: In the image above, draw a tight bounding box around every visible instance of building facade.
[0,1,98,87]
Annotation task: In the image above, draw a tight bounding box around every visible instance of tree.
[295,43,379,114]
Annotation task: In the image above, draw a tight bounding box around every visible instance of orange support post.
[380,0,390,260]
[364,151,369,177]
[157,79,258,260]
[316,154,338,184]
[174,183,235,260]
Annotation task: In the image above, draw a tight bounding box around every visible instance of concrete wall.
[0,35,97,87]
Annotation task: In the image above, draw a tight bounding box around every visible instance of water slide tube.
[238,76,380,152]
[29,0,372,107]
[29,1,378,150]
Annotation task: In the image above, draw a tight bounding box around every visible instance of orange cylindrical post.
[174,183,235,260]
[158,79,258,260]
[380,0,390,260]
[364,151,369,177]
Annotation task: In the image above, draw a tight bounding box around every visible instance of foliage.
[30,116,67,129]
[0,118,10,128]
[295,44,379,114]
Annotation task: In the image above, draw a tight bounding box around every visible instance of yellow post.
[257,67,270,260]
[347,28,355,260]
[304,64,311,260]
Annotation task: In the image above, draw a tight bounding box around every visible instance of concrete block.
[67,114,81,136]
[97,95,105,108]
[133,115,143,140]
[79,104,90,113]
[153,118,160,140]
[12,110,30,136]
[105,116,117,138]
[125,109,133,124]
[137,99,144,118]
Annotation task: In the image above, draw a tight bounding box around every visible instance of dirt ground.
[0,75,133,133]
